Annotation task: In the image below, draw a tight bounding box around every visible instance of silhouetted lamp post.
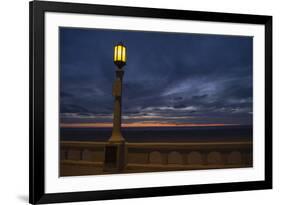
[104,42,127,172]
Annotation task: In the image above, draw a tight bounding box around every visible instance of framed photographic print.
[29,0,272,204]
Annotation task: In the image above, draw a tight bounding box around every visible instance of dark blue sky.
[60,27,253,126]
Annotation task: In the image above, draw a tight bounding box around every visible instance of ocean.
[60,125,252,142]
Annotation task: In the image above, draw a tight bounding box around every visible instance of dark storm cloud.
[60,27,253,125]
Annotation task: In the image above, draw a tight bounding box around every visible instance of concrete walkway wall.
[60,141,252,176]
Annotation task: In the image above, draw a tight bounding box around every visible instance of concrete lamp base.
[103,142,126,173]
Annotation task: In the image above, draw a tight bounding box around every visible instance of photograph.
[0,0,277,204]
[29,1,272,203]
[59,27,253,176]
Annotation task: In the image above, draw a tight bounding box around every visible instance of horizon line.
[60,122,249,128]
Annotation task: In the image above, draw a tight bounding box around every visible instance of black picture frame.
[29,0,272,204]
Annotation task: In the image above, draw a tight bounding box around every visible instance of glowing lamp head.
[113,43,126,68]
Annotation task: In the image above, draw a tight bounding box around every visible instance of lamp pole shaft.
[109,69,125,142]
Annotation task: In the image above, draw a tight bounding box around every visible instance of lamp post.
[109,43,126,142]
[104,42,127,172]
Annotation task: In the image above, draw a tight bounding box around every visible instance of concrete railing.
[60,141,252,176]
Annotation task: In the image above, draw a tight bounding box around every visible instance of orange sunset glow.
[60,122,240,128]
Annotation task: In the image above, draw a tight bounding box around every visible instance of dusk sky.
[59,27,253,128]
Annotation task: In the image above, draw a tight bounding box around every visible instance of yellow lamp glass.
[114,43,126,67]
[122,46,126,62]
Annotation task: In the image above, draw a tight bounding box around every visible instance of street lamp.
[113,43,126,68]
[104,42,127,172]
[109,42,126,142]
